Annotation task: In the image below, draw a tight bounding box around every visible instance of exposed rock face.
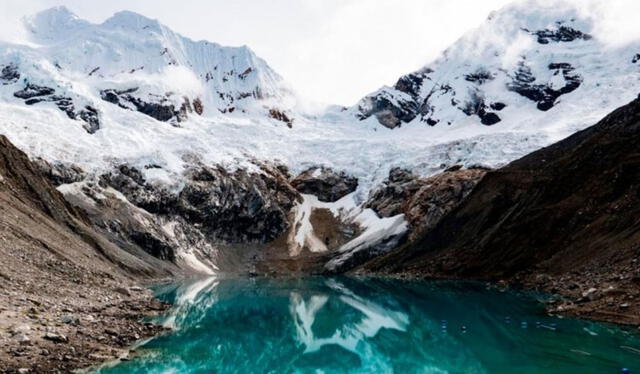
[268,108,293,128]
[507,61,582,111]
[324,167,485,274]
[326,234,406,274]
[77,162,300,261]
[527,25,592,44]
[177,165,299,242]
[13,84,55,99]
[464,69,494,84]
[395,73,426,98]
[0,63,20,84]
[35,155,301,272]
[33,158,86,186]
[193,97,204,115]
[291,167,358,202]
[62,179,215,268]
[357,89,420,129]
[365,167,486,241]
[12,83,101,133]
[100,88,201,124]
[462,91,502,125]
[99,165,178,215]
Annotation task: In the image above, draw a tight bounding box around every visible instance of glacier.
[0,1,639,272]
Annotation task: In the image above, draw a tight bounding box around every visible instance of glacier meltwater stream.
[94,277,640,373]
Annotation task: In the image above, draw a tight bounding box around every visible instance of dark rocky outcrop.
[268,108,293,128]
[98,163,300,245]
[100,88,199,124]
[507,61,582,111]
[464,69,494,84]
[0,63,20,84]
[326,234,406,274]
[100,165,178,215]
[527,26,592,44]
[395,73,427,98]
[325,167,485,274]
[33,158,87,186]
[291,167,358,202]
[365,167,486,241]
[361,97,640,324]
[14,84,55,99]
[357,94,420,129]
[193,97,204,115]
[462,91,502,125]
[13,84,101,133]
[78,105,100,133]
[177,165,299,242]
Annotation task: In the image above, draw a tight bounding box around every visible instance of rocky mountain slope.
[0,1,639,285]
[0,135,173,372]
[361,97,640,325]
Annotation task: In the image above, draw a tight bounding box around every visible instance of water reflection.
[96,277,640,374]
[290,279,409,357]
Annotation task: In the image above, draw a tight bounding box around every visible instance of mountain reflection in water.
[95,276,640,374]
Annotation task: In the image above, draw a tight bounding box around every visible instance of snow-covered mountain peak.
[102,10,162,30]
[351,0,634,132]
[1,7,296,136]
[24,6,90,42]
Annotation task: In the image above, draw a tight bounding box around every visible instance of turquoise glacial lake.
[94,277,640,374]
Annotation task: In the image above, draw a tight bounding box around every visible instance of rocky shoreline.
[0,281,169,374]
[374,271,640,328]
[2,269,637,373]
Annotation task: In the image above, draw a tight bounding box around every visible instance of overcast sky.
[1,0,638,105]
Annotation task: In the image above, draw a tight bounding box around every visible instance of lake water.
[95,276,640,374]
